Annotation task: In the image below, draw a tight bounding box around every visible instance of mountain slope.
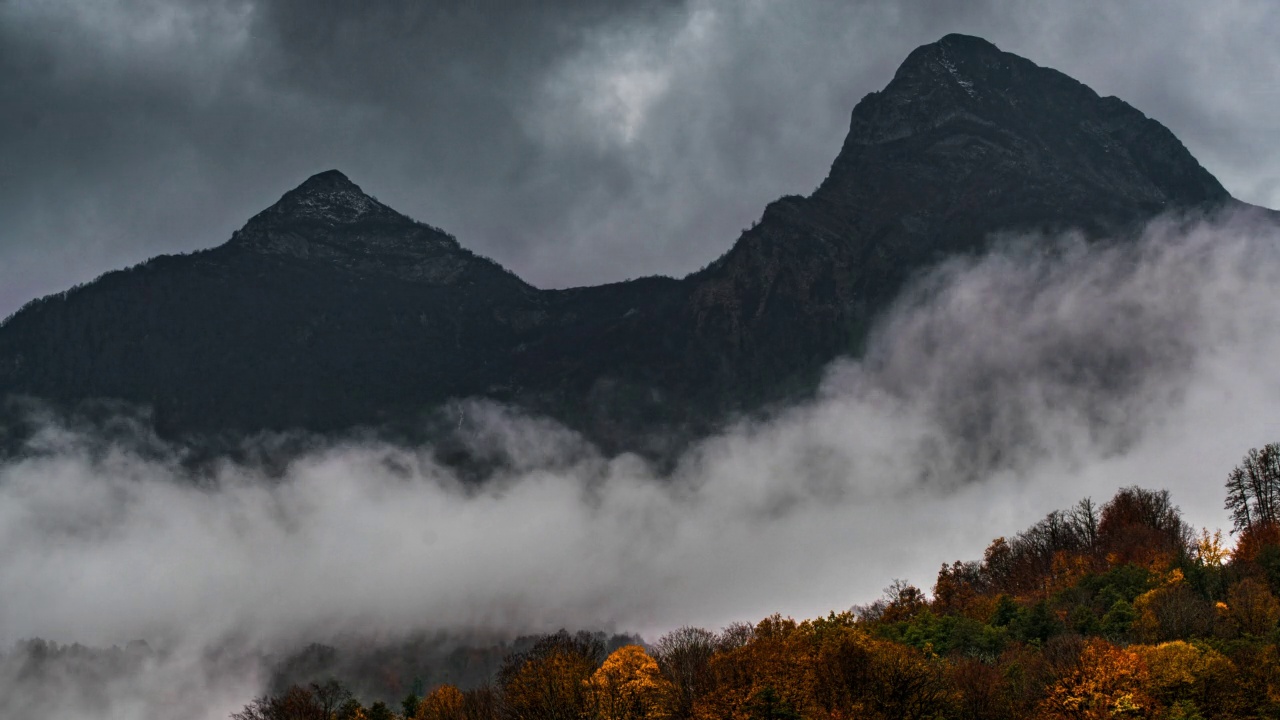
[0,34,1244,456]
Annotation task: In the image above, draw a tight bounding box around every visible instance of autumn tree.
[415,684,466,720]
[1038,639,1156,719]
[232,685,327,720]
[498,631,603,720]
[978,499,1104,597]
[1225,443,1280,534]
[860,639,953,720]
[807,619,874,715]
[1232,521,1280,565]
[1223,644,1280,718]
[460,685,502,720]
[694,616,814,720]
[932,561,989,618]
[654,627,717,719]
[1131,572,1214,643]
[716,623,755,652]
[946,657,1008,720]
[588,645,673,720]
[1097,487,1192,568]
[1136,641,1236,719]
[811,615,955,720]
[1223,577,1280,637]
[1194,529,1230,567]
[879,580,928,623]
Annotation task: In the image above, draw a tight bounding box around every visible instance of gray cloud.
[3,210,1280,716]
[2,0,1278,317]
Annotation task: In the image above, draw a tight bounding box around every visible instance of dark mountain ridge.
[0,34,1252,459]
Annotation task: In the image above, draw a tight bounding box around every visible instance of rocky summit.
[0,35,1251,460]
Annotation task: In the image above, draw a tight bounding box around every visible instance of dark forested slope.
[0,35,1241,454]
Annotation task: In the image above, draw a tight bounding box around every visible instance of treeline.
[234,445,1280,719]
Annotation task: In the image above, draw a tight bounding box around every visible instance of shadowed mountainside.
[0,35,1247,459]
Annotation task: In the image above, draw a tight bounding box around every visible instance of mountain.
[0,35,1245,459]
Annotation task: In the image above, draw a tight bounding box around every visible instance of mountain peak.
[246,169,406,229]
[297,168,358,192]
[824,34,1227,208]
[896,33,1004,77]
[225,170,500,285]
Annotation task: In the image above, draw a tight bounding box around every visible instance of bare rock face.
[230,170,509,286]
[245,169,403,227]
[0,35,1246,458]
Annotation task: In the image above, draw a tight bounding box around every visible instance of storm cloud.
[2,0,1279,317]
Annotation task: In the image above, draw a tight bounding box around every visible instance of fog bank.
[2,210,1279,717]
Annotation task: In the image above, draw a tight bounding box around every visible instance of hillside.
[229,447,1280,719]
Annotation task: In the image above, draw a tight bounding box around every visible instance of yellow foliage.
[415,684,465,720]
[588,645,673,720]
[1132,589,1162,643]
[1136,641,1232,697]
[1195,528,1229,567]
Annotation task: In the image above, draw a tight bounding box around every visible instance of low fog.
[3,210,1279,718]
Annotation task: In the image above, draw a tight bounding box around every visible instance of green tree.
[744,686,800,720]
[1101,599,1136,642]
[402,692,421,718]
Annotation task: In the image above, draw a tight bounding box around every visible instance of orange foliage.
[1232,521,1280,563]
[1047,551,1095,597]
[933,561,995,619]
[588,645,673,720]
[1038,639,1156,719]
[879,582,928,624]
[693,615,815,720]
[1097,488,1187,570]
[692,613,953,720]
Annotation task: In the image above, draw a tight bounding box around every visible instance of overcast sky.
[2,0,1278,318]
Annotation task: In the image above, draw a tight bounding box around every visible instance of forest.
[232,444,1280,720]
